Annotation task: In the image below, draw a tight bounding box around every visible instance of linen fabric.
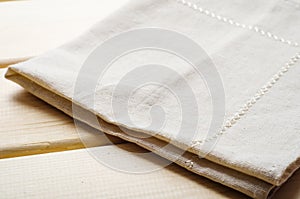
[6,0,300,198]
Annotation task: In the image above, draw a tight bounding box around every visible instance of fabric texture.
[5,0,300,198]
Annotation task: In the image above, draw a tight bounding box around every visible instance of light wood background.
[0,70,123,158]
[0,1,299,197]
[1,68,300,198]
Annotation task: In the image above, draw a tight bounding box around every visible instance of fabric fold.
[5,70,275,199]
[5,0,300,198]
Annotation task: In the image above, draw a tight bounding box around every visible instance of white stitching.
[284,0,300,8]
[176,0,299,47]
[185,160,194,168]
[175,0,300,147]
[191,52,300,147]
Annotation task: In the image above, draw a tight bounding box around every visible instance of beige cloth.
[5,0,300,198]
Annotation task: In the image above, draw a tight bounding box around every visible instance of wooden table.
[1,67,300,198]
[0,1,299,197]
[0,69,123,158]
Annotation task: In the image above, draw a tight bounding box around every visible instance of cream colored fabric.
[5,0,300,198]
[6,73,275,199]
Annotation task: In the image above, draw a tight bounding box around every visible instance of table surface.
[1,68,300,199]
[0,0,128,65]
[0,1,299,197]
[0,69,125,158]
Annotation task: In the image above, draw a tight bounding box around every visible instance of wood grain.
[1,69,299,199]
[0,0,128,63]
[0,143,299,199]
[0,68,246,199]
[0,57,30,68]
[0,143,248,199]
[0,2,299,198]
[0,69,122,158]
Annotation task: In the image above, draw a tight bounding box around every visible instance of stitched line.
[175,0,300,148]
[284,0,300,8]
[191,52,300,147]
[176,0,299,47]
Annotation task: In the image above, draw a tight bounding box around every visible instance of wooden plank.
[0,143,247,199]
[0,0,128,63]
[0,143,298,199]
[0,71,256,199]
[0,69,122,158]
[1,67,299,199]
[0,57,30,68]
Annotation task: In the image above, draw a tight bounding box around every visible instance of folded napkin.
[6,0,300,198]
